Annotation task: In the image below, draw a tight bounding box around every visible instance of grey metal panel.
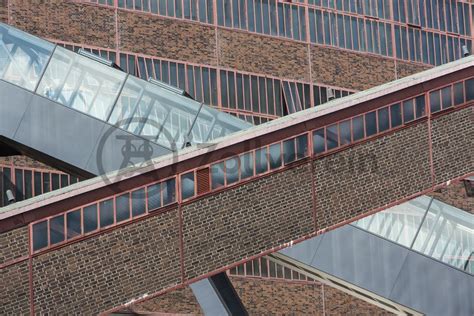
[0,80,33,138]
[311,225,409,298]
[190,279,230,316]
[13,93,105,172]
[84,123,173,175]
[279,233,324,265]
[389,251,474,316]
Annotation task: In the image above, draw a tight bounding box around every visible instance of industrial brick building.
[0,0,473,314]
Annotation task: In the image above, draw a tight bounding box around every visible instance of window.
[283,138,296,164]
[377,107,389,132]
[403,99,414,123]
[326,124,339,150]
[465,79,473,102]
[256,148,269,174]
[181,172,195,200]
[147,183,162,211]
[429,90,441,113]
[99,199,114,228]
[116,193,130,223]
[211,162,225,189]
[453,82,464,106]
[390,103,402,128]
[132,188,146,217]
[415,95,426,118]
[441,86,452,109]
[33,220,48,251]
[352,115,364,141]
[83,204,98,233]
[339,120,351,145]
[313,129,325,154]
[269,143,282,170]
[240,152,254,180]
[67,209,81,239]
[225,157,240,184]
[50,215,65,245]
[163,178,176,205]
[296,134,308,159]
[365,111,377,136]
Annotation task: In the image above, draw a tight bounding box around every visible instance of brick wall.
[131,286,203,315]
[0,225,28,266]
[431,106,474,185]
[9,0,116,49]
[218,29,310,81]
[0,261,30,314]
[119,10,217,66]
[0,155,58,171]
[428,181,474,215]
[230,277,393,315]
[182,163,314,280]
[314,122,432,230]
[5,0,433,93]
[0,0,7,23]
[31,209,181,314]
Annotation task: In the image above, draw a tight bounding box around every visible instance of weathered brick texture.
[396,61,431,79]
[428,180,474,215]
[314,122,432,230]
[0,0,7,23]
[230,277,393,316]
[132,286,203,315]
[431,106,474,184]
[0,261,30,315]
[119,10,217,66]
[31,209,181,314]
[9,0,116,49]
[0,155,57,171]
[218,29,310,81]
[182,163,314,280]
[311,45,396,90]
[0,225,29,265]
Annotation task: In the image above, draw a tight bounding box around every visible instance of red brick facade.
[428,181,474,215]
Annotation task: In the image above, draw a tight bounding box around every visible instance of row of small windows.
[429,78,474,114]
[88,0,472,65]
[58,43,353,122]
[30,77,473,252]
[0,166,79,207]
[32,178,176,251]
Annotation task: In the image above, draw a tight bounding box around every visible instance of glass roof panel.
[0,23,54,91]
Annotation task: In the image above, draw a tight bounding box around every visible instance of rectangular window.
[453,82,464,106]
[365,111,377,136]
[34,171,42,196]
[256,147,269,174]
[403,99,414,123]
[240,152,254,180]
[49,215,65,245]
[313,129,325,154]
[429,90,441,113]
[132,188,146,217]
[15,169,23,201]
[33,220,48,251]
[225,157,239,185]
[83,204,98,233]
[283,138,296,164]
[211,162,225,189]
[147,183,162,211]
[326,124,339,150]
[296,134,308,159]
[99,199,114,228]
[441,86,452,109]
[52,173,60,191]
[24,170,32,199]
[377,107,389,132]
[390,103,402,128]
[181,171,195,200]
[415,95,426,118]
[464,78,474,102]
[66,209,81,239]
[352,115,364,141]
[116,193,130,223]
[339,120,351,145]
[163,178,176,205]
[269,143,282,170]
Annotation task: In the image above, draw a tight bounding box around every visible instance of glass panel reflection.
[0,23,54,91]
[37,46,126,121]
